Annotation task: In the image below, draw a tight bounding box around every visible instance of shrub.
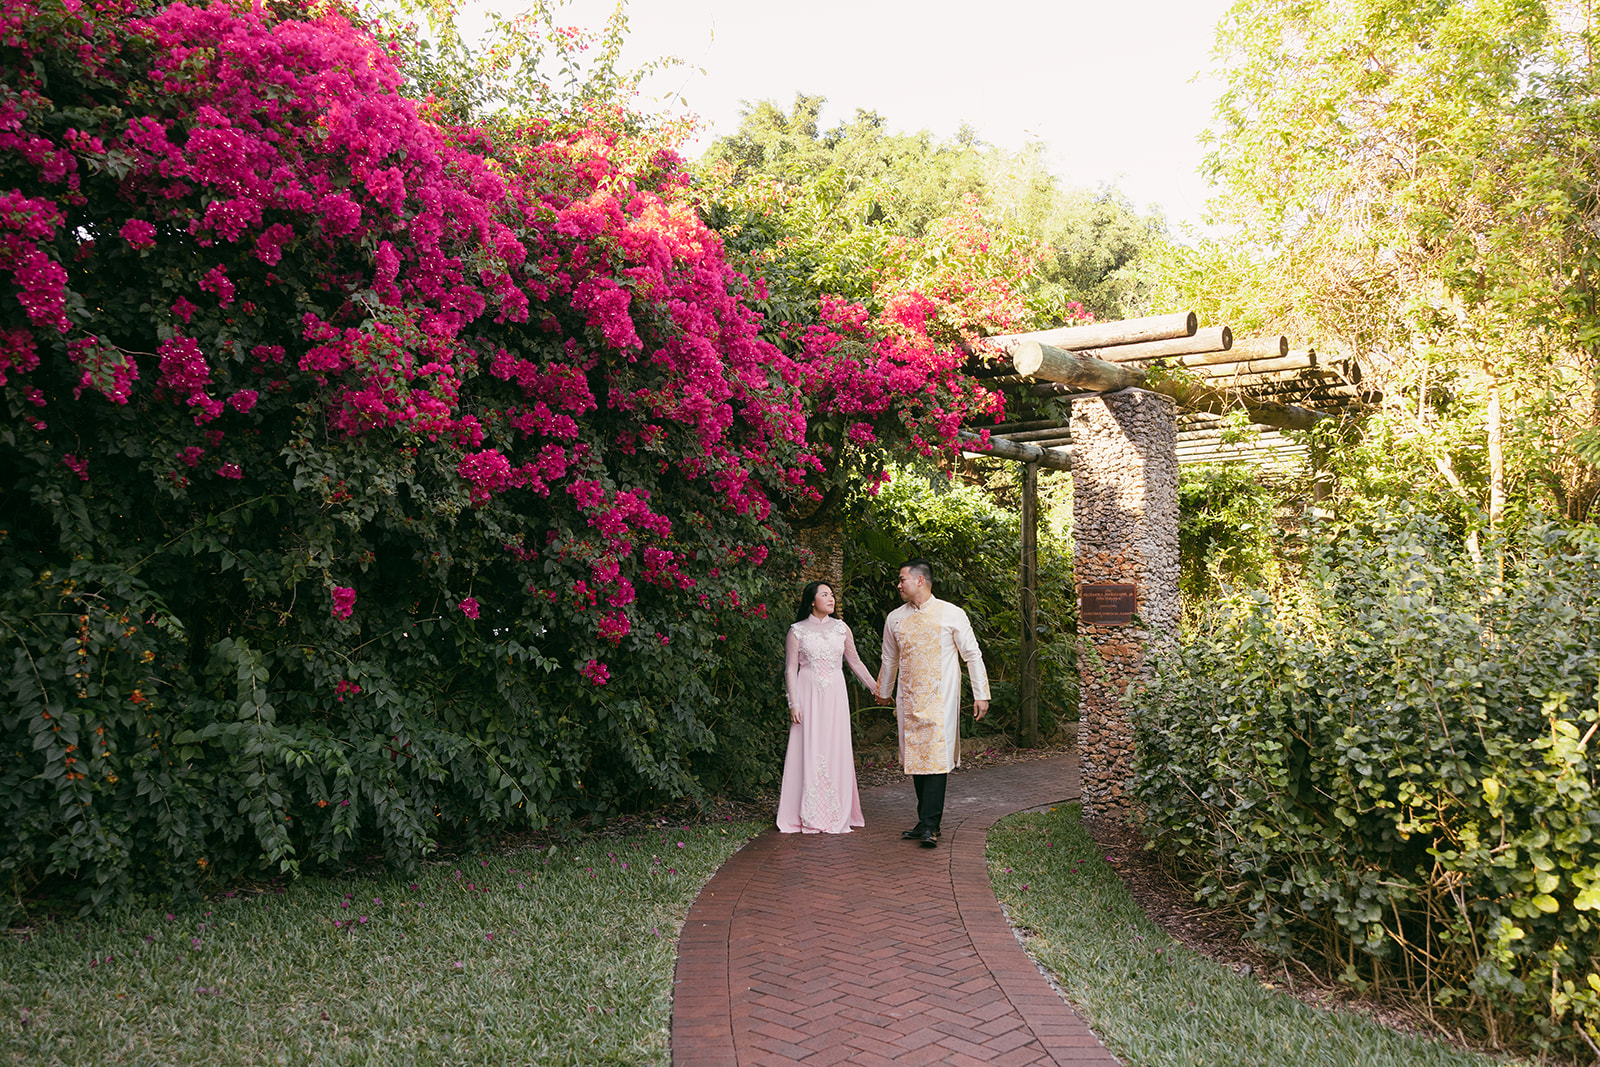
[1136,513,1600,1057]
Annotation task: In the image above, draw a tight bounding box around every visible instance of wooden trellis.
[955,311,1374,752]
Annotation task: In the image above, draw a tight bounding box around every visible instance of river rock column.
[792,518,845,591]
[1070,389,1179,819]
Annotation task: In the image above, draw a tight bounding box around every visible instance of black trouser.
[912,773,947,834]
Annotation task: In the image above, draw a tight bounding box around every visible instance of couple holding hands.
[776,559,990,847]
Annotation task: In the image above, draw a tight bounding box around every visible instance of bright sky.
[490,0,1238,232]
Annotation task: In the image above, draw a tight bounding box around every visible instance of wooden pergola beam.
[994,426,1072,443]
[1094,326,1232,364]
[1012,341,1146,392]
[958,432,1073,470]
[985,418,1072,434]
[1014,341,1331,431]
[1223,335,1290,361]
[1184,351,1316,377]
[984,311,1197,353]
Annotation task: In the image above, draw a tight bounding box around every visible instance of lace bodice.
[784,615,877,705]
[791,619,848,677]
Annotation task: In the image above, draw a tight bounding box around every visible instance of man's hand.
[973,699,989,721]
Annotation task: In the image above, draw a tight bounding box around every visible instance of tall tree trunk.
[1485,368,1505,532]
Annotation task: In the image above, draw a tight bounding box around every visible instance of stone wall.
[791,515,845,596]
[1070,389,1179,818]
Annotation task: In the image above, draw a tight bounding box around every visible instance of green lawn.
[987,806,1515,1067]
[1,821,762,1066]
[6,802,1524,1067]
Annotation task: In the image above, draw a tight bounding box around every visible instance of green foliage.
[1178,0,1600,531]
[1178,463,1301,607]
[843,464,1077,741]
[1136,514,1600,1057]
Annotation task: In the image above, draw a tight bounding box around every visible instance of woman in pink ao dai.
[776,581,877,834]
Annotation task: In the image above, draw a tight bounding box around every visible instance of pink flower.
[178,446,205,467]
[598,611,630,644]
[459,597,480,620]
[199,265,234,307]
[227,389,258,413]
[457,449,513,504]
[330,586,356,620]
[61,453,88,480]
[119,219,157,249]
[580,659,611,686]
[216,462,242,479]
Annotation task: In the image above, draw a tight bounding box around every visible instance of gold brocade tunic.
[878,597,990,775]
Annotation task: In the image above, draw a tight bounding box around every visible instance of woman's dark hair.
[793,581,833,623]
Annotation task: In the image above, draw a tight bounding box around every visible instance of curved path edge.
[671,753,1119,1065]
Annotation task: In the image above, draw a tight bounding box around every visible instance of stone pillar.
[1070,389,1179,819]
[792,517,845,595]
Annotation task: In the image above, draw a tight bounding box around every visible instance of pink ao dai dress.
[776,616,876,834]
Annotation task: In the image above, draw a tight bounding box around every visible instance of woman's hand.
[790,706,802,725]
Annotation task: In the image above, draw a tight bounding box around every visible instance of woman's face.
[812,584,835,616]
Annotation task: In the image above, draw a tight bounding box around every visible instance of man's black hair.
[899,558,933,584]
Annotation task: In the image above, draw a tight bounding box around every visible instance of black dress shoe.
[901,826,926,840]
[918,828,939,848]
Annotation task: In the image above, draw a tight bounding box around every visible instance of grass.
[987,805,1512,1067]
[1,820,763,1066]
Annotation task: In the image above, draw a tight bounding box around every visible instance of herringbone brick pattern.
[672,753,1118,1065]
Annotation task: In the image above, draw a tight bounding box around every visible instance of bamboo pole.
[984,311,1197,353]
[959,432,1073,470]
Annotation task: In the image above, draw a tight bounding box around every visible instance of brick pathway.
[671,753,1119,1065]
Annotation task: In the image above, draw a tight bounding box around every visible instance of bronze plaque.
[1080,583,1137,626]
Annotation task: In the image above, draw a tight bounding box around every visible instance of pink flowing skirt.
[775,665,864,834]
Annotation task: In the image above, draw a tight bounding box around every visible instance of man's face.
[896,567,919,602]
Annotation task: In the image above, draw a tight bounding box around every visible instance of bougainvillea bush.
[0,0,1007,912]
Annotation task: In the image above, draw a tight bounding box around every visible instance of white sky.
[473,0,1236,231]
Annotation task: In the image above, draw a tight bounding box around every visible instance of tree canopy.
[1181,0,1600,537]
